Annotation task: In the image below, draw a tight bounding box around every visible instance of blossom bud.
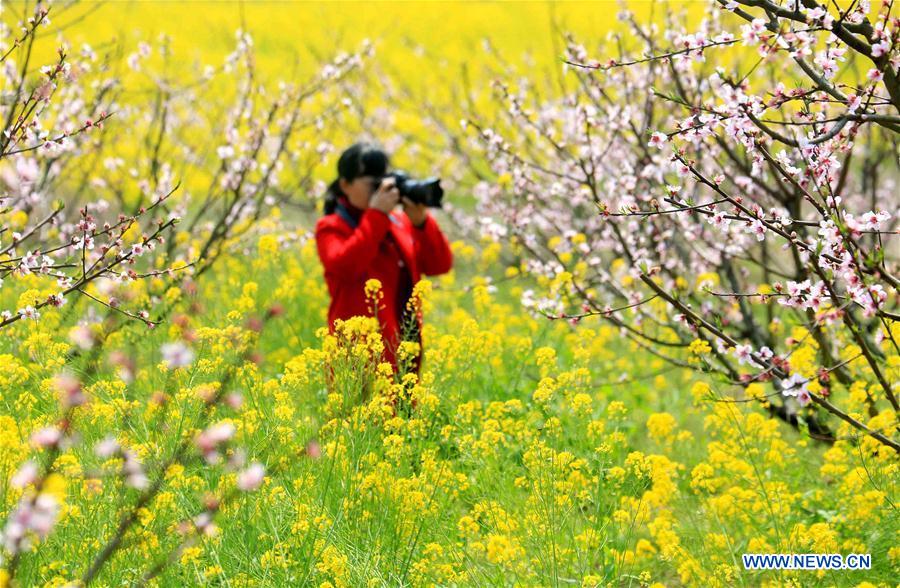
[304,439,322,460]
[246,316,263,333]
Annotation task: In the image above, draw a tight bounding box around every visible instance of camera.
[375,171,444,208]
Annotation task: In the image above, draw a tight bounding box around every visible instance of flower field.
[2,234,896,586]
[1,1,898,586]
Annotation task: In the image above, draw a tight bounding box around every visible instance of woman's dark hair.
[323,142,390,215]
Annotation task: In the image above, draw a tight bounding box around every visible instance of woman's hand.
[370,178,400,214]
[401,196,428,228]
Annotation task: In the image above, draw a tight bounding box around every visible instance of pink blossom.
[648,132,668,148]
[871,39,890,58]
[305,439,322,459]
[206,422,236,444]
[122,449,148,489]
[95,436,120,458]
[866,68,884,82]
[225,392,244,409]
[741,18,767,45]
[845,94,862,113]
[73,235,95,250]
[161,341,195,369]
[193,512,218,536]
[859,210,890,228]
[11,461,39,489]
[732,344,753,365]
[814,52,838,79]
[3,493,60,554]
[746,219,766,241]
[780,373,810,402]
[31,426,62,449]
[753,346,774,367]
[55,373,85,408]
[47,292,66,307]
[708,210,730,230]
[18,306,40,321]
[196,422,237,464]
[236,462,266,491]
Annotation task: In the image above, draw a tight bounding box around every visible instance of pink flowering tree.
[0,308,279,583]
[0,3,368,581]
[1,4,372,336]
[456,1,899,449]
[0,6,183,330]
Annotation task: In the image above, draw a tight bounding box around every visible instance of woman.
[315,142,453,376]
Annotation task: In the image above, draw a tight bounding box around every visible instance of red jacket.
[315,201,453,372]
